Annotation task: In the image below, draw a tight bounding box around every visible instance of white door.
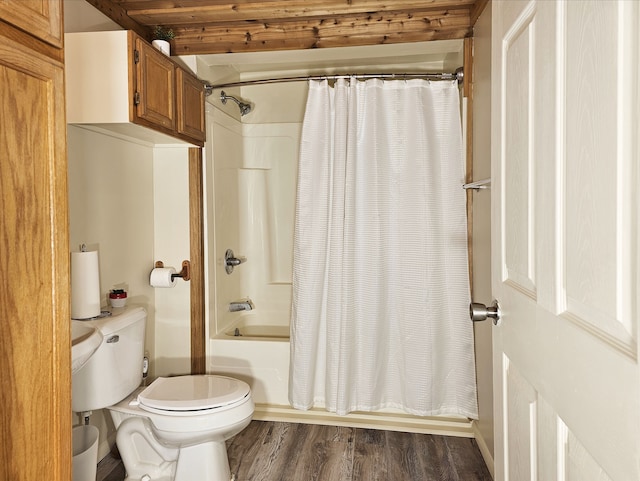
[491,1,639,480]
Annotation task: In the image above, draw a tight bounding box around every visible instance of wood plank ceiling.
[84,0,489,55]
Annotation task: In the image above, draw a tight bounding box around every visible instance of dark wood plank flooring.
[97,420,492,481]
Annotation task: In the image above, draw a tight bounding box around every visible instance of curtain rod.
[204,68,463,95]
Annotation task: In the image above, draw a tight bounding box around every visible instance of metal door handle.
[470,300,501,325]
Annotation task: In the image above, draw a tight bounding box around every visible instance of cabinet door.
[0,0,62,47]
[133,38,176,131]
[176,68,206,143]
[0,26,71,481]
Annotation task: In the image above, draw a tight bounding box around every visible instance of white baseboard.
[472,420,495,479]
[96,403,493,476]
[253,403,475,437]
[97,431,116,462]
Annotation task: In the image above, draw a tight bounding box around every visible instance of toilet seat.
[137,375,250,415]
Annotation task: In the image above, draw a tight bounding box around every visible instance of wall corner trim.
[472,420,495,479]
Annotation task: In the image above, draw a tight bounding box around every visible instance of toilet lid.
[137,375,250,411]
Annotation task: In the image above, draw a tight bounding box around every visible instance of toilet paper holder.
[154,260,191,281]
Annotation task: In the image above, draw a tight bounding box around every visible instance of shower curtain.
[289,78,478,418]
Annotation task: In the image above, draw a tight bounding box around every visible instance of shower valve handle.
[225,249,246,274]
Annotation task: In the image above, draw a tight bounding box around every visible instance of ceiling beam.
[172,8,472,55]
[123,0,476,25]
[83,0,153,41]
[469,0,489,25]
[85,0,479,55]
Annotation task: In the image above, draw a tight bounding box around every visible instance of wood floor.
[97,420,492,481]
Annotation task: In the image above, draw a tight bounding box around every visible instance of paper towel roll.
[150,267,177,288]
[71,250,101,319]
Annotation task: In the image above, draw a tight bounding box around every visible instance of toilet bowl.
[72,307,254,481]
[108,374,254,481]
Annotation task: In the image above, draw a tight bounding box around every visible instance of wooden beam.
[173,9,472,54]
[469,0,489,26]
[463,36,474,295]
[83,0,153,41]
[188,147,206,375]
[86,0,482,54]
[123,0,477,25]
[182,9,472,39]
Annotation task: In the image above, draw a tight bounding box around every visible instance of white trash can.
[72,425,99,481]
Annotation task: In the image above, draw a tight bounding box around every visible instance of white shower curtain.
[289,78,478,418]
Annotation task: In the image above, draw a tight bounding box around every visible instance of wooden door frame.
[463,36,475,296]
[189,147,206,374]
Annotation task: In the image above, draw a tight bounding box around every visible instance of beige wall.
[241,82,308,124]
[67,127,156,312]
[67,126,156,458]
[471,0,494,466]
[67,126,193,458]
[152,146,193,377]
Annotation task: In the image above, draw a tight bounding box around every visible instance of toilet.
[109,375,253,481]
[72,307,254,481]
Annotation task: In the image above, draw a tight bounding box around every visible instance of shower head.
[220,90,253,116]
[238,102,252,116]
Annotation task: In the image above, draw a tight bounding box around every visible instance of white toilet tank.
[72,307,147,412]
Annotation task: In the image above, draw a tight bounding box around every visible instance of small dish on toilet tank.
[109,289,127,308]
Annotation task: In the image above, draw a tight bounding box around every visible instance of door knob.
[470,300,501,325]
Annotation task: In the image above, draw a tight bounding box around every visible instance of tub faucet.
[229,298,254,312]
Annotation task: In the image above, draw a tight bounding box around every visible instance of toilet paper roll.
[150,267,177,288]
[71,250,101,319]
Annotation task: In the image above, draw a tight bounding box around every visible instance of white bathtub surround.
[290,79,477,418]
[209,108,300,338]
[210,335,475,438]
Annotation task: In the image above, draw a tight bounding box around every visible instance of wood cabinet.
[133,36,177,132]
[66,31,205,147]
[0,2,71,480]
[177,68,206,143]
[0,0,62,47]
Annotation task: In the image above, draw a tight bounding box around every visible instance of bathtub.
[222,314,289,340]
[210,313,291,406]
[209,313,474,438]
